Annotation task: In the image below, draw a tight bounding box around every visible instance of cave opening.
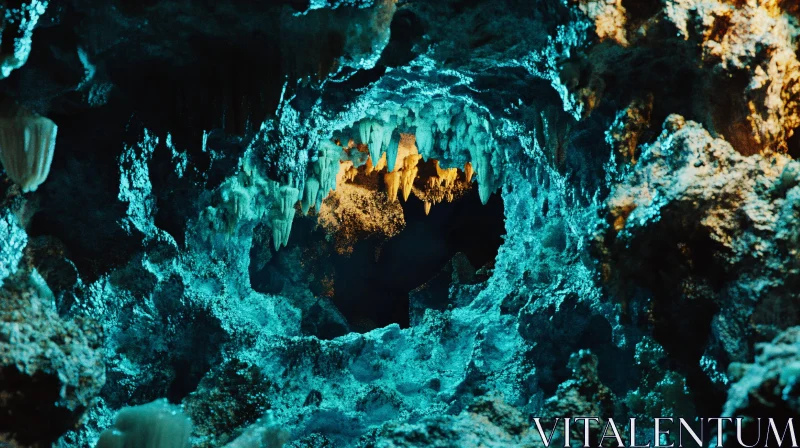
[249,186,506,336]
[331,188,505,332]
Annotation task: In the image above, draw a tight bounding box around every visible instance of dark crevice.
[331,188,505,332]
[27,107,144,283]
[249,187,505,336]
[787,128,800,159]
[0,367,80,447]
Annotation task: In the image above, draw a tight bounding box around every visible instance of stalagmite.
[0,112,57,192]
[384,169,400,202]
[385,130,401,173]
[464,162,474,183]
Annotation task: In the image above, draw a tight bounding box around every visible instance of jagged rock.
[0,267,104,446]
[544,350,616,425]
[183,360,273,448]
[595,115,800,410]
[223,412,289,448]
[663,0,800,153]
[0,210,26,288]
[577,0,629,46]
[724,326,800,425]
[374,395,534,447]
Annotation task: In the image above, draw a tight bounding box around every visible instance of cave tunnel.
[331,187,506,332]
[250,186,506,336]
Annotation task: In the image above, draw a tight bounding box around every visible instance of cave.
[249,186,505,336]
[329,188,505,332]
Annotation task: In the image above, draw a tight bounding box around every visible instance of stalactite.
[385,130,401,173]
[0,112,57,192]
[365,121,393,165]
[400,154,422,201]
[364,152,386,176]
[384,169,400,202]
[318,142,341,197]
[464,162,474,183]
[302,141,342,214]
[301,177,320,215]
[468,133,494,205]
[359,119,374,147]
[434,160,458,188]
[424,201,432,215]
[271,184,299,251]
[414,122,434,161]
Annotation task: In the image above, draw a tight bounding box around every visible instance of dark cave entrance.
[331,188,505,332]
[249,187,506,336]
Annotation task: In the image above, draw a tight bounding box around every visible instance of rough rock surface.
[596,115,800,387]
[723,326,800,438]
[0,264,104,446]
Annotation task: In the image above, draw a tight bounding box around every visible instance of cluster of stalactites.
[352,101,498,206]
[0,110,57,192]
[334,133,473,216]
[301,140,341,215]
[417,160,473,215]
[203,99,501,252]
[202,156,301,252]
[359,119,401,170]
[269,181,300,251]
[381,133,422,204]
[202,165,271,236]
[240,138,342,252]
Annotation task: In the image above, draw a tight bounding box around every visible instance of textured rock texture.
[723,326,800,438]
[0,258,104,446]
[0,0,798,447]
